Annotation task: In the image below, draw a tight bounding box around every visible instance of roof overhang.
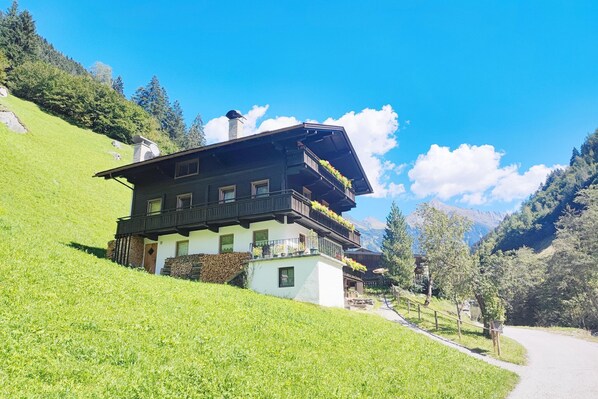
[95,123,374,195]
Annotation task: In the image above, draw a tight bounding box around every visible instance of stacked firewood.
[163,252,250,283]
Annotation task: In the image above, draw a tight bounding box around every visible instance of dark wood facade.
[96,123,373,252]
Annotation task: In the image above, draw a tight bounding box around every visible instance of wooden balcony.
[116,190,361,248]
[287,148,356,204]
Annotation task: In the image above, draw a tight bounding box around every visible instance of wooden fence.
[389,285,503,356]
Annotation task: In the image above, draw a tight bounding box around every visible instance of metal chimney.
[225,110,245,140]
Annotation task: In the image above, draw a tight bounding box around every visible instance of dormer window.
[175,159,199,178]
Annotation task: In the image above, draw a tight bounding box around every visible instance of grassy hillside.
[0,96,517,398]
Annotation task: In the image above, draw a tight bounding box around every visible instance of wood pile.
[105,235,144,267]
[163,252,251,284]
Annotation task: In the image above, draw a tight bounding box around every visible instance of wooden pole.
[434,311,439,330]
[490,327,496,353]
[417,304,421,320]
[408,300,411,314]
[496,331,501,357]
[457,318,462,340]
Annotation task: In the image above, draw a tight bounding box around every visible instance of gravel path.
[503,327,598,399]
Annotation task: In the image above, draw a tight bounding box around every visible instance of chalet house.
[95,112,372,307]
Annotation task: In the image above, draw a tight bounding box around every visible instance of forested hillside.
[489,129,598,252]
[0,1,205,152]
[475,130,598,331]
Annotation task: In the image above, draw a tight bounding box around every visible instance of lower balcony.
[116,190,361,248]
[249,237,343,261]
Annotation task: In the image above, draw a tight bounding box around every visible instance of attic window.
[175,159,199,178]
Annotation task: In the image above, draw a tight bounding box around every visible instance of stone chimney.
[225,110,245,140]
[132,135,159,163]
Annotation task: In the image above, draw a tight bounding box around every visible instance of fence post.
[407,300,411,314]
[434,311,438,330]
[417,304,421,320]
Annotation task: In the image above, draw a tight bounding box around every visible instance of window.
[302,187,312,200]
[279,267,295,287]
[176,193,192,210]
[175,159,199,178]
[253,230,269,245]
[252,180,270,198]
[220,234,234,253]
[219,186,236,203]
[147,198,162,215]
[176,240,189,257]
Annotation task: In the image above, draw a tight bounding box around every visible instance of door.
[143,243,157,274]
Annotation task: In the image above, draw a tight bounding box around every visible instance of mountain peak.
[353,201,507,252]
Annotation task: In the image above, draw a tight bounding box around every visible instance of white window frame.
[219,185,236,203]
[176,193,192,210]
[251,179,270,198]
[147,198,162,215]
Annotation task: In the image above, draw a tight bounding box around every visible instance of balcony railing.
[290,148,356,202]
[249,237,343,261]
[116,190,360,247]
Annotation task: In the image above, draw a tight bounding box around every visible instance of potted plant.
[262,244,271,258]
[274,243,284,257]
[297,242,306,256]
[252,246,262,259]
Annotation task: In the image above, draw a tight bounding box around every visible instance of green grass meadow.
[0,96,518,398]
[391,292,527,365]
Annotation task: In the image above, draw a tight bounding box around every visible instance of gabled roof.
[95,123,374,195]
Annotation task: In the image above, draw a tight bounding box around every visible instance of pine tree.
[0,1,38,68]
[132,75,169,130]
[570,147,580,166]
[185,114,206,149]
[381,201,414,288]
[112,75,124,96]
[165,100,186,144]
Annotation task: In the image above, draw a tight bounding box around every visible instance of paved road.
[504,327,598,399]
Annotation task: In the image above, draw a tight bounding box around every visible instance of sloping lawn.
[0,96,518,398]
[392,291,527,365]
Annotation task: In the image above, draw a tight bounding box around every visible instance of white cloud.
[204,104,402,198]
[408,144,563,205]
[491,164,564,202]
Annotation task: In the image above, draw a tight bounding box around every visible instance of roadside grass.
[522,326,598,343]
[391,291,527,365]
[0,95,518,398]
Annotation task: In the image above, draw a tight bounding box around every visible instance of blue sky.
[13,0,598,220]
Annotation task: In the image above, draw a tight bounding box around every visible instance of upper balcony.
[116,190,361,248]
[287,148,356,209]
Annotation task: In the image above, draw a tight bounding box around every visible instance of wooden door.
[143,243,157,274]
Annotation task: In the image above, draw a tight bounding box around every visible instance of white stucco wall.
[247,254,345,308]
[317,258,345,307]
[145,219,313,275]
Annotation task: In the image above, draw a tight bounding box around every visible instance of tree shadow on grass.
[470,347,490,355]
[67,242,106,259]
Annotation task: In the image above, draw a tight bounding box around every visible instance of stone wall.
[106,235,144,267]
[163,252,251,283]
